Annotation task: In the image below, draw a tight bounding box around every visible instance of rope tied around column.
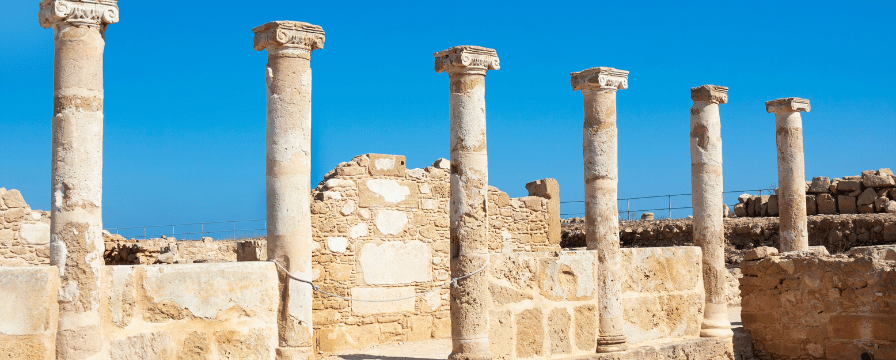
[267,256,489,303]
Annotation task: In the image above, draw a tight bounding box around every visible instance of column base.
[275,346,313,360]
[700,327,734,338]
[596,334,627,353]
[448,352,492,360]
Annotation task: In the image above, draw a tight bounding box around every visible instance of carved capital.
[570,67,629,92]
[253,21,325,58]
[38,0,119,29]
[433,46,500,76]
[691,85,728,104]
[766,97,810,113]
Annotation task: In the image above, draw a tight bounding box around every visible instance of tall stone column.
[570,67,628,353]
[766,98,811,252]
[253,21,325,360]
[39,1,118,358]
[434,45,499,360]
[690,85,734,338]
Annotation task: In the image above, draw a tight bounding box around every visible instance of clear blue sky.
[1,1,894,231]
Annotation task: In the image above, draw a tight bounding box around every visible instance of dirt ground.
[322,308,747,360]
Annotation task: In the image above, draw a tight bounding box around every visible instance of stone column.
[766,98,811,252]
[253,21,325,360]
[434,45,499,360]
[690,85,734,338]
[39,1,118,358]
[570,67,628,353]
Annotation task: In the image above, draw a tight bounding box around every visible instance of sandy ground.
[321,308,746,360]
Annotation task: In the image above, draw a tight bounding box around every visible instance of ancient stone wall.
[0,262,278,360]
[309,154,559,352]
[563,214,896,265]
[739,247,896,359]
[488,247,704,359]
[734,169,896,217]
[102,233,265,265]
[0,188,51,267]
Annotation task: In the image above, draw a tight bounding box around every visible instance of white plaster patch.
[358,241,431,285]
[30,211,41,220]
[324,191,342,201]
[50,236,67,277]
[419,184,430,194]
[375,210,408,235]
[325,179,354,189]
[421,199,437,210]
[424,290,441,311]
[327,237,348,253]
[374,157,396,171]
[407,168,426,179]
[365,179,410,204]
[359,208,370,219]
[349,224,368,239]
[350,287,416,315]
[340,200,356,216]
[19,223,50,245]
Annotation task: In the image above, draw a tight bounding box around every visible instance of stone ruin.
[1,2,894,360]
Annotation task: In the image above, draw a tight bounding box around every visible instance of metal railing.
[106,219,266,240]
[560,189,769,220]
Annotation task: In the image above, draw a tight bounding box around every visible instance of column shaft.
[448,71,491,360]
[689,85,733,338]
[581,89,626,351]
[775,111,808,252]
[49,22,106,359]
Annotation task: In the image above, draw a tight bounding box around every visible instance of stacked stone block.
[308,154,558,352]
[740,248,896,359]
[733,168,896,218]
[0,188,51,267]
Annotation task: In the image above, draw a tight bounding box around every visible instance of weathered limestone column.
[253,21,325,360]
[39,1,118,358]
[434,45,499,360]
[766,98,811,252]
[690,85,734,338]
[570,67,628,352]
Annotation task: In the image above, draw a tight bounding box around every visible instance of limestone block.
[516,308,544,358]
[858,204,874,213]
[432,158,450,169]
[888,200,896,214]
[805,195,817,215]
[548,307,572,355]
[538,251,595,301]
[767,195,779,216]
[837,180,863,193]
[359,179,418,208]
[327,237,348,253]
[874,196,890,211]
[733,204,746,217]
[863,174,896,188]
[367,154,406,177]
[340,200,356,216]
[838,195,857,213]
[807,177,831,193]
[349,223,368,239]
[212,328,272,360]
[350,287,416,315]
[0,266,59,336]
[746,246,779,261]
[816,193,837,214]
[325,179,355,189]
[1,190,27,208]
[374,210,408,236]
[857,187,878,206]
[0,229,13,245]
[110,332,172,360]
[358,241,431,285]
[139,262,278,320]
[4,208,25,223]
[879,168,894,176]
[19,223,50,245]
[622,247,701,292]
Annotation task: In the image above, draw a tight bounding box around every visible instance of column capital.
[691,85,728,104]
[434,46,500,76]
[766,97,810,113]
[38,0,119,29]
[253,21,325,58]
[571,67,628,92]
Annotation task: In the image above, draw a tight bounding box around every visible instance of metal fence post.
[668,195,672,219]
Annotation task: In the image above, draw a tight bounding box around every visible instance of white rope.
[267,255,489,303]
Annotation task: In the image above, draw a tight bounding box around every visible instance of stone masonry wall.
[0,266,59,360]
[488,247,704,360]
[102,233,266,265]
[0,188,51,267]
[739,247,896,359]
[309,154,559,353]
[734,168,896,217]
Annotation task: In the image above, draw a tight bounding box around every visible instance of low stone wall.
[739,247,896,359]
[310,154,559,352]
[563,214,896,265]
[102,234,265,265]
[0,266,59,360]
[0,262,279,360]
[0,188,51,267]
[488,247,704,359]
[734,169,896,217]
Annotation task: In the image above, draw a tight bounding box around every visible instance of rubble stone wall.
[733,168,896,217]
[488,247,704,360]
[102,234,266,265]
[309,154,559,352]
[0,188,51,267]
[739,247,896,359]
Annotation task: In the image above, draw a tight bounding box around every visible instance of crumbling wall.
[309,154,559,352]
[488,247,704,359]
[0,266,59,360]
[734,169,896,217]
[0,188,51,267]
[102,233,264,265]
[739,247,896,359]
